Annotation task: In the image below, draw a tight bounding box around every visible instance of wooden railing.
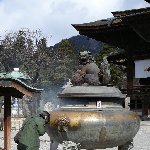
[121,85,150,100]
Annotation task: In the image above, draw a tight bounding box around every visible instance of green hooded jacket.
[17,114,46,150]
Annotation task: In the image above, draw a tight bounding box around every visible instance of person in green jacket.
[15,111,50,150]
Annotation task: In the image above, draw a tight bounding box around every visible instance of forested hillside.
[0,29,125,109]
[53,35,102,56]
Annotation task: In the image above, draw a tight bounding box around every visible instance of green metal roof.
[0,71,31,80]
[0,71,43,97]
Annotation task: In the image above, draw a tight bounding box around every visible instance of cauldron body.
[46,86,140,149]
[47,108,140,149]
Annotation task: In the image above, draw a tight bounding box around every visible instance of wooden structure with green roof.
[72,2,150,119]
[0,69,43,150]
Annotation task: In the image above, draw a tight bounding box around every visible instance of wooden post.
[127,55,134,97]
[148,103,150,117]
[126,54,134,112]
[4,96,11,150]
[142,100,149,119]
[142,100,145,118]
[141,100,146,119]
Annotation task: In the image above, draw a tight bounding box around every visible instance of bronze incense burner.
[47,51,140,150]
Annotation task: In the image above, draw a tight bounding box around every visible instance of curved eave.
[72,18,125,33]
[112,7,150,17]
[0,79,43,98]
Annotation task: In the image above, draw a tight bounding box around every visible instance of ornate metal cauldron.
[47,86,140,149]
[46,51,140,149]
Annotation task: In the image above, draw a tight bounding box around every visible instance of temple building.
[72,2,150,119]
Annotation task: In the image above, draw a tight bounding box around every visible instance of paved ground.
[0,121,150,150]
[133,121,150,150]
[0,131,51,150]
[100,121,150,150]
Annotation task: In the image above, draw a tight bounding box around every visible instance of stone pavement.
[0,131,51,150]
[0,121,149,150]
[132,121,150,150]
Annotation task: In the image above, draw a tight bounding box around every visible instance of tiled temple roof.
[72,7,150,52]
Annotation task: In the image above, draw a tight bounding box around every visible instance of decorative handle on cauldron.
[57,114,70,132]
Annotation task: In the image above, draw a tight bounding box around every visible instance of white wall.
[135,59,150,78]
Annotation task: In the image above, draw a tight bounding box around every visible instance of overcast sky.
[0,0,149,46]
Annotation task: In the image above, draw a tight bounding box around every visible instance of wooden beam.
[4,96,11,150]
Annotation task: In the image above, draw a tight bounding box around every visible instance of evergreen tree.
[95,43,125,88]
[0,29,53,88]
[51,39,77,86]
